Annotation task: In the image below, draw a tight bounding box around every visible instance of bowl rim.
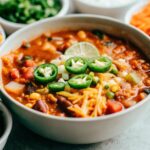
[0,14,150,122]
[124,1,149,24]
[75,0,137,9]
[0,0,70,28]
[0,101,12,145]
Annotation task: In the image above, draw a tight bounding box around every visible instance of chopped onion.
[58,65,66,74]
[58,78,66,83]
[62,73,69,80]
[5,81,25,95]
[51,58,61,65]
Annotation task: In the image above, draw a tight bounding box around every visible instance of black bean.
[144,88,150,94]
[92,30,104,39]
[25,83,36,94]
[47,37,52,41]
[21,43,31,49]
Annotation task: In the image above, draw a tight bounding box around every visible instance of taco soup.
[2,30,150,118]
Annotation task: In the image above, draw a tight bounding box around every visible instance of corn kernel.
[25,103,33,108]
[42,42,56,52]
[111,85,120,92]
[77,31,87,39]
[47,94,57,103]
[30,93,41,100]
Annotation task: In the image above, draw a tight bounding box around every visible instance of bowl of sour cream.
[74,0,138,20]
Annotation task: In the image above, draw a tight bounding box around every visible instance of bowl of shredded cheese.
[74,0,138,19]
[125,0,150,36]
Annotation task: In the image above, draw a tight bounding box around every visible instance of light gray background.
[4,106,150,150]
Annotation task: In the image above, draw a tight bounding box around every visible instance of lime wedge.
[65,42,100,58]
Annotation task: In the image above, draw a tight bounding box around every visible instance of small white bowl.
[74,0,137,20]
[0,0,70,34]
[125,1,149,24]
[0,101,12,150]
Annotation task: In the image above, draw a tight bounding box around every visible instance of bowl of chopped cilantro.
[0,0,70,34]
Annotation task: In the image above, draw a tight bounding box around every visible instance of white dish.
[125,1,149,24]
[74,0,137,20]
[1,15,150,144]
[0,0,70,34]
[0,101,12,150]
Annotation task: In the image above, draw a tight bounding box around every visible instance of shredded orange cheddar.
[131,3,150,36]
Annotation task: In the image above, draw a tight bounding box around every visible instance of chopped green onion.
[106,91,115,99]
[125,72,141,85]
[110,64,118,75]
[104,85,109,89]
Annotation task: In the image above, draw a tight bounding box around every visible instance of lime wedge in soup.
[65,42,100,58]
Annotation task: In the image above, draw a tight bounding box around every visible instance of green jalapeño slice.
[65,57,88,74]
[48,82,65,92]
[34,63,58,84]
[68,74,92,89]
[88,56,112,73]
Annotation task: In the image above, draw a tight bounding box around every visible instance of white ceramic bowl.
[0,101,12,150]
[125,1,149,24]
[0,0,70,34]
[74,0,137,20]
[1,15,150,144]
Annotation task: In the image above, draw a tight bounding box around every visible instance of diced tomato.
[24,60,35,67]
[107,100,123,114]
[23,68,34,80]
[10,68,20,79]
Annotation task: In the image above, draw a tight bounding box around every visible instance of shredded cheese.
[57,85,107,118]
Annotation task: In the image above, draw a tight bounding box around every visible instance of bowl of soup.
[0,15,150,144]
[0,102,12,150]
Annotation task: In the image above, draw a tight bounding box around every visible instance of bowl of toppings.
[0,101,12,150]
[0,15,150,144]
[0,0,70,34]
[125,1,150,36]
[74,0,137,19]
